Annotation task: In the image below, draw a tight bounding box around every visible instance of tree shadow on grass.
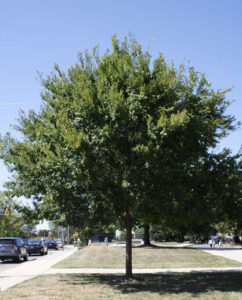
[61,272,242,297]
[137,244,187,249]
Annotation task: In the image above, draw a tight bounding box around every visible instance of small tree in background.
[0,192,25,237]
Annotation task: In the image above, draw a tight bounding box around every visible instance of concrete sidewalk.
[0,245,77,291]
[44,266,242,275]
[202,249,242,263]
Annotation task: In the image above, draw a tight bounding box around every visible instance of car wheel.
[24,254,28,261]
[15,253,22,263]
[45,250,48,255]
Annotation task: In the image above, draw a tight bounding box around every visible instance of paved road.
[0,249,61,272]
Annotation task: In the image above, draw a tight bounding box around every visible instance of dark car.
[26,240,48,256]
[47,240,59,250]
[23,239,29,244]
[0,237,28,262]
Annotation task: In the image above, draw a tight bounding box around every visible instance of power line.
[0,102,28,107]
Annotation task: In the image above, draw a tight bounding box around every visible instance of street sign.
[0,208,10,215]
[74,232,79,237]
[4,207,10,216]
[58,226,66,232]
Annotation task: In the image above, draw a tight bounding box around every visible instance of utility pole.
[67,225,70,244]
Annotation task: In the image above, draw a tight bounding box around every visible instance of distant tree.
[22,224,37,239]
[38,229,49,238]
[0,192,25,237]
[143,149,241,243]
[0,36,238,277]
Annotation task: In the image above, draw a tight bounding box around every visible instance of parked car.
[55,239,64,248]
[23,239,29,245]
[26,240,48,256]
[47,240,59,250]
[0,237,28,262]
[111,241,126,247]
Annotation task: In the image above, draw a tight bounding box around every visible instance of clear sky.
[0,0,242,190]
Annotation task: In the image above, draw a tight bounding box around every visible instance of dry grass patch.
[1,273,242,300]
[54,244,242,269]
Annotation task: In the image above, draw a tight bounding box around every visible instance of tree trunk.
[143,224,150,246]
[176,233,184,243]
[125,211,132,278]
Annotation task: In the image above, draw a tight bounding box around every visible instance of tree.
[149,150,242,242]
[0,192,25,237]
[0,36,237,278]
[22,224,37,239]
[38,229,49,239]
[182,150,242,239]
[212,151,242,239]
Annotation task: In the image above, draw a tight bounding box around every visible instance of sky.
[0,1,241,227]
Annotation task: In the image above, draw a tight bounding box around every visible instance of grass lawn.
[54,244,242,269]
[1,273,242,299]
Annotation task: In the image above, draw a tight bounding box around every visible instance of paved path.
[45,266,242,275]
[189,244,242,264]
[0,245,77,291]
[202,249,242,263]
[0,250,57,272]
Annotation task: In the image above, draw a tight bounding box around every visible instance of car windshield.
[27,240,41,245]
[0,239,14,245]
